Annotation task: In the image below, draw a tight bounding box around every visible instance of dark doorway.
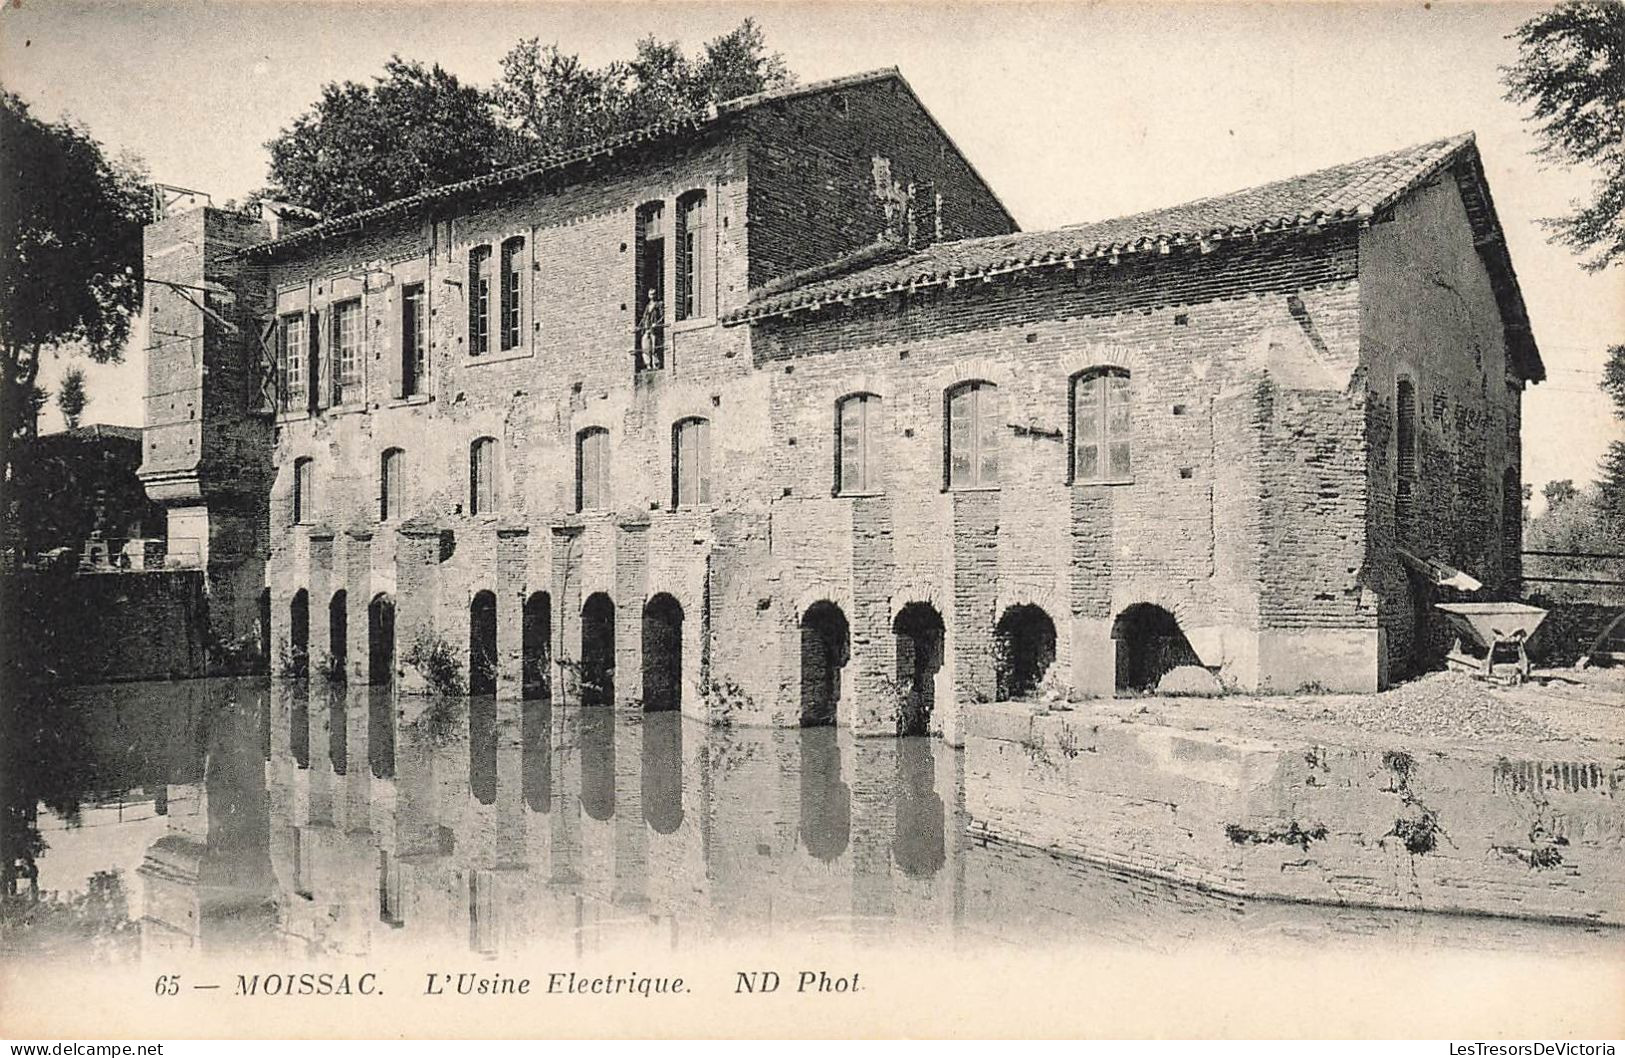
[641,710,683,834]
[581,593,616,708]
[1110,603,1198,693]
[995,604,1057,701]
[469,590,497,697]
[799,601,849,727]
[642,593,683,712]
[328,590,348,681]
[289,590,310,678]
[522,592,551,701]
[368,593,395,685]
[893,603,945,736]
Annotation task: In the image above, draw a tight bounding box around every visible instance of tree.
[0,92,149,539]
[1601,342,1625,510]
[1543,478,1579,509]
[263,57,510,218]
[55,367,87,431]
[1503,2,1625,271]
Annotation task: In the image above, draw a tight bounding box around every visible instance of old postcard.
[1,0,1622,1041]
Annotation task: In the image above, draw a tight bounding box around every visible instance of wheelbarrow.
[1435,602,1548,685]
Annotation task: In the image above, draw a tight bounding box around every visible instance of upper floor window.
[293,457,315,524]
[379,448,405,522]
[836,393,881,495]
[401,283,427,397]
[277,312,307,411]
[672,417,711,508]
[576,427,611,512]
[469,437,498,515]
[332,298,363,404]
[499,236,524,351]
[635,203,666,369]
[1071,368,1132,483]
[468,245,492,356]
[1396,377,1417,529]
[946,381,1000,489]
[675,190,709,322]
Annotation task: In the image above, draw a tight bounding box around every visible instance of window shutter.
[386,283,405,400]
[308,310,323,412]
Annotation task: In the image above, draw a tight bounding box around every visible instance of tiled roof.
[730,133,1480,322]
[238,68,908,259]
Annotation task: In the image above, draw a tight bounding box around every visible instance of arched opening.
[469,590,497,697]
[642,593,683,712]
[641,710,683,834]
[799,726,850,862]
[799,601,849,727]
[581,593,616,708]
[368,593,395,685]
[893,603,945,737]
[579,706,615,821]
[522,592,551,701]
[328,590,347,681]
[469,693,496,806]
[289,590,310,678]
[327,684,348,776]
[522,698,551,813]
[995,604,1057,701]
[367,686,394,780]
[1110,603,1198,693]
[894,738,945,879]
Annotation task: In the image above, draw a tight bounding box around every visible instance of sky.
[2,0,1620,499]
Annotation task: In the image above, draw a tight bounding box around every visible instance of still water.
[3,678,1619,963]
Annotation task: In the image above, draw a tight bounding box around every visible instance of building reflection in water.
[15,677,1613,964]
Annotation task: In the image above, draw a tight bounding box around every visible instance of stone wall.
[6,569,209,684]
[965,702,1624,925]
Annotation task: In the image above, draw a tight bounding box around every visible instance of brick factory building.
[138,68,1544,740]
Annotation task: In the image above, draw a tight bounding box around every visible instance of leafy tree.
[263,57,510,218]
[1502,1,1625,271]
[55,366,87,431]
[1543,478,1579,509]
[1601,342,1625,510]
[0,92,149,546]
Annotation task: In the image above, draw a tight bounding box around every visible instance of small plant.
[1385,805,1446,856]
[1225,820,1329,851]
[698,674,754,728]
[315,650,345,684]
[1381,749,1416,791]
[403,633,465,696]
[1020,729,1054,768]
[275,637,307,679]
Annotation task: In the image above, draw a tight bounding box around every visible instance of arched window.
[836,393,881,495]
[379,448,405,522]
[577,427,611,512]
[945,381,999,489]
[293,457,314,524]
[676,190,709,321]
[499,236,524,351]
[468,244,492,356]
[1396,377,1417,530]
[1071,367,1132,483]
[470,437,498,515]
[672,417,711,508]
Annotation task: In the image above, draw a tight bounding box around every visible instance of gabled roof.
[238,67,1006,259]
[728,132,1543,383]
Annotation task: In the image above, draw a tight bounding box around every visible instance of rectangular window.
[673,418,711,508]
[1073,370,1132,482]
[948,382,999,489]
[278,313,307,411]
[1397,378,1417,529]
[838,394,880,495]
[635,204,666,365]
[499,238,523,351]
[470,438,497,515]
[293,458,314,524]
[379,449,403,522]
[676,191,708,321]
[577,429,610,512]
[333,298,362,404]
[469,246,492,356]
[401,283,426,396]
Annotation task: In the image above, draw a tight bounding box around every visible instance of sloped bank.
[964,700,1625,926]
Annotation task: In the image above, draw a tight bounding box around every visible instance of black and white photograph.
[1,0,1622,1042]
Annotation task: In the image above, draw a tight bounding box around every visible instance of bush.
[403,633,464,696]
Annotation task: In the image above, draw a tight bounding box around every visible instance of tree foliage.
[55,367,87,431]
[262,57,510,219]
[1602,342,1625,510]
[263,20,793,218]
[1503,1,1625,271]
[0,93,149,449]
